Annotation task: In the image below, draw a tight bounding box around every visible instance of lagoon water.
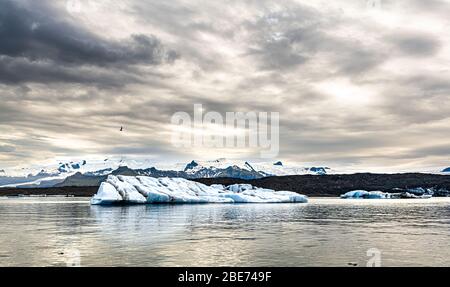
[1,197,450,267]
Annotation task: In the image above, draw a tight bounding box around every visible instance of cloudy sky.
[0,0,449,171]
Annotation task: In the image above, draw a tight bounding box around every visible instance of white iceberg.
[340,190,434,199]
[90,175,308,205]
[340,190,392,199]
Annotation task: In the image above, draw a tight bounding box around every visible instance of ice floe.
[340,190,391,199]
[91,175,308,205]
[340,190,433,199]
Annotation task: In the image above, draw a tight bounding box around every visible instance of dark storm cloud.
[128,1,235,72]
[0,56,144,85]
[0,0,177,85]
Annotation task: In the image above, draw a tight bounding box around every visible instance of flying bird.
[120,126,123,132]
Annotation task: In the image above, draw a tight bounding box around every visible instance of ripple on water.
[1,197,450,266]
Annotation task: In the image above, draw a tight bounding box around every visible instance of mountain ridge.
[2,173,450,198]
[2,157,449,189]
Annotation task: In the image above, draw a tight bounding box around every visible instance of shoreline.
[1,173,450,198]
[0,187,339,198]
[0,186,98,197]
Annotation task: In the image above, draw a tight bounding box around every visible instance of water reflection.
[1,197,450,266]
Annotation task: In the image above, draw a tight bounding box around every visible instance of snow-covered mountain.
[180,159,332,177]
[0,158,333,188]
[252,162,331,176]
[0,158,122,188]
[181,159,264,179]
[4,157,450,189]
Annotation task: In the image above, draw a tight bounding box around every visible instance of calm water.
[1,197,450,267]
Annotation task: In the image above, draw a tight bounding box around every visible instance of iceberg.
[340,190,433,199]
[91,175,308,205]
[340,190,392,199]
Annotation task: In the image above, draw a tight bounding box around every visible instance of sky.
[0,0,449,172]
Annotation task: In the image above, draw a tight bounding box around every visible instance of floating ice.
[340,190,433,199]
[340,190,391,199]
[90,175,308,205]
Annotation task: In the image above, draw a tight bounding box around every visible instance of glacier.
[90,175,308,205]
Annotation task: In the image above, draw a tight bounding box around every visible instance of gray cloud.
[0,56,145,85]
[0,0,177,85]
[0,0,450,171]
[388,32,441,57]
[243,6,389,76]
[0,145,16,153]
[406,0,450,16]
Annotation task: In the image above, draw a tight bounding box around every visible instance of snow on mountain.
[57,160,87,173]
[176,158,254,173]
[52,158,132,175]
[0,157,339,188]
[196,158,254,171]
[179,158,331,177]
[179,159,262,179]
[0,158,130,188]
[2,156,155,178]
[0,157,337,188]
[251,161,332,176]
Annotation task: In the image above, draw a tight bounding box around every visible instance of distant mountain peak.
[244,161,256,171]
[36,169,52,177]
[58,160,87,173]
[184,160,199,171]
[308,167,330,175]
[1,158,335,188]
[442,167,450,173]
[112,166,137,175]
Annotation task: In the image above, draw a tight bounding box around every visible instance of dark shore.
[1,173,450,197]
[194,173,450,197]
